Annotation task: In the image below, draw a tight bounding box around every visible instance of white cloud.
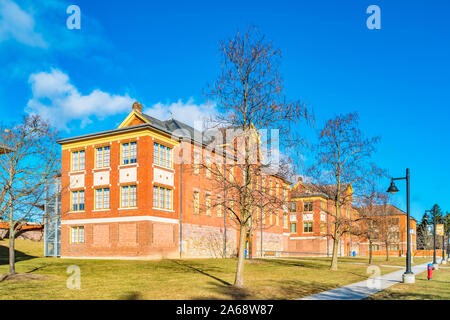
[26,68,134,131]
[143,98,217,128]
[0,0,47,48]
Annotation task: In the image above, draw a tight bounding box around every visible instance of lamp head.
[387,180,399,194]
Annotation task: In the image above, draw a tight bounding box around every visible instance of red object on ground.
[427,264,434,280]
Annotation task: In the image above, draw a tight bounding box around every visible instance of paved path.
[299,262,431,300]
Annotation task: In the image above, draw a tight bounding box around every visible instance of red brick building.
[57,102,291,259]
[286,179,360,257]
[358,204,417,257]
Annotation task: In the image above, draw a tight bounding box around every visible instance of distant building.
[358,204,417,256]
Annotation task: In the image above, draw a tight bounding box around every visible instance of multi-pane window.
[217,196,223,217]
[71,190,85,211]
[121,185,137,208]
[303,222,313,233]
[389,244,399,251]
[283,214,288,228]
[206,157,211,178]
[71,226,85,244]
[205,194,211,215]
[320,222,327,233]
[153,185,172,210]
[194,151,200,174]
[290,222,297,233]
[193,191,199,214]
[290,202,297,212]
[72,150,85,171]
[153,143,172,168]
[122,142,137,164]
[304,201,313,212]
[95,188,110,210]
[96,146,110,168]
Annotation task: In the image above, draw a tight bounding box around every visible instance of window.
[304,201,313,212]
[153,142,172,168]
[122,142,137,164]
[290,202,297,212]
[283,215,288,228]
[320,222,327,233]
[71,190,84,211]
[95,188,110,210]
[193,191,199,214]
[276,214,279,226]
[96,146,110,168]
[153,185,172,210]
[371,244,379,251]
[303,222,313,233]
[194,151,200,174]
[290,222,297,233]
[206,194,211,215]
[283,189,288,201]
[229,166,234,181]
[206,157,211,178]
[121,185,137,208]
[389,244,399,251]
[70,226,85,244]
[72,150,85,171]
[217,196,223,217]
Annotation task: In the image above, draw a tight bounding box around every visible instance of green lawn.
[368,267,450,300]
[284,256,432,267]
[0,239,398,300]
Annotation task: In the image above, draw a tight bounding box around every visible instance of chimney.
[132,102,142,113]
[298,176,303,183]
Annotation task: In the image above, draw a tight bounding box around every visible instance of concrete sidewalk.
[299,262,431,300]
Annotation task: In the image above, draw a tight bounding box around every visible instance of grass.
[284,256,432,267]
[0,239,400,300]
[368,266,450,300]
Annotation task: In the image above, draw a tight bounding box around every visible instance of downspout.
[179,138,183,258]
[260,174,263,257]
[327,199,330,257]
[223,158,227,258]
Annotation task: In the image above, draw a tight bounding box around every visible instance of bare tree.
[204,26,311,288]
[307,112,379,270]
[0,115,59,275]
[376,194,397,261]
[354,172,385,264]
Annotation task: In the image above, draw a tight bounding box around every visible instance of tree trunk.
[330,236,339,271]
[369,240,373,265]
[385,242,389,261]
[234,223,247,288]
[9,230,15,275]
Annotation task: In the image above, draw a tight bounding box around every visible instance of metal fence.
[44,176,61,257]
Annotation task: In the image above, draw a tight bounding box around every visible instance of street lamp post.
[424,209,438,268]
[387,168,414,283]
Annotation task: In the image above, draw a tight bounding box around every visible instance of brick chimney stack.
[132,102,142,113]
[298,176,303,183]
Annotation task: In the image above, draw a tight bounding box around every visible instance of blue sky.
[1,0,449,221]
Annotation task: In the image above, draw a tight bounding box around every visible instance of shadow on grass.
[170,260,232,286]
[366,291,441,300]
[263,258,332,270]
[190,281,251,300]
[0,244,38,265]
[120,291,144,300]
